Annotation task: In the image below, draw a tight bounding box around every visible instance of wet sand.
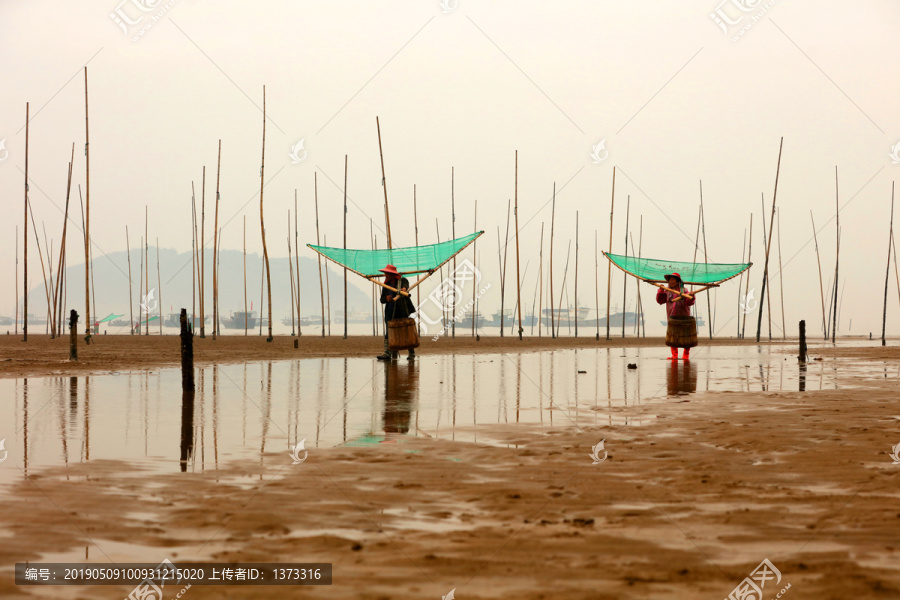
[0,333,801,379]
[2,342,900,598]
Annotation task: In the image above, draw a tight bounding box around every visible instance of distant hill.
[19,247,373,324]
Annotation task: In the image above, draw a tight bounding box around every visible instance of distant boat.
[0,316,13,326]
[223,311,258,329]
[659,315,706,327]
[165,313,210,329]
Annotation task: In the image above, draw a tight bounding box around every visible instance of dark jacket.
[380,281,416,321]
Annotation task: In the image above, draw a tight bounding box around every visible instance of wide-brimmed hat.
[664,272,682,282]
[379,264,400,276]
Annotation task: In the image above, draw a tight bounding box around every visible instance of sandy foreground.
[1,336,899,598]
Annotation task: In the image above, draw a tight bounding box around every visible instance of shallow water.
[0,344,882,485]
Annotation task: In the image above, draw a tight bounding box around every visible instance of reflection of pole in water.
[500,355,507,424]
[452,354,458,440]
[606,348,612,428]
[260,362,273,476]
[23,379,29,477]
[84,376,90,461]
[515,354,521,425]
[343,358,348,443]
[213,364,219,474]
[799,362,807,392]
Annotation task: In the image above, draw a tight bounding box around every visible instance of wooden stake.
[23,103,28,341]
[550,184,556,338]
[514,153,523,340]
[145,205,149,336]
[294,191,301,337]
[260,86,273,342]
[621,196,629,338]
[756,137,783,343]
[243,215,248,336]
[883,183,895,346]
[741,213,753,339]
[84,69,92,343]
[606,168,615,340]
[200,166,206,338]
[343,155,348,340]
[500,200,511,337]
[776,209,786,340]
[213,140,221,340]
[376,116,393,248]
[314,173,325,337]
[832,166,839,343]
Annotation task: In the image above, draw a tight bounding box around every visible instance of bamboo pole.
[260,86,273,342]
[741,214,753,339]
[621,196,629,338]
[324,234,331,336]
[594,229,598,340]
[831,167,839,343]
[514,153,523,340]
[45,232,54,335]
[811,212,827,338]
[15,224,18,336]
[413,186,420,335]
[23,102,30,341]
[259,254,264,336]
[436,221,444,335]
[294,191,301,336]
[500,200,511,336]
[737,227,746,338]
[557,241,572,334]
[574,211,579,337]
[200,166,206,337]
[759,195,772,340]
[538,223,544,338]
[343,155,348,340]
[472,198,478,337]
[144,206,149,335]
[138,235,143,336]
[213,140,221,340]
[550,184,556,338]
[84,69,92,343]
[699,182,713,339]
[755,137,783,343]
[27,202,51,336]
[123,228,132,334]
[892,230,900,313]
[288,210,296,336]
[606,168,615,340]
[371,218,376,336]
[314,173,325,337]
[451,166,456,338]
[636,216,644,336]
[53,146,74,336]
[376,117,393,249]
[883,184,894,346]
[776,209,786,340]
[90,227,97,336]
[244,216,248,335]
[156,238,162,335]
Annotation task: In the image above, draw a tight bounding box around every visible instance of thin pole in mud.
[777,209,786,340]
[798,319,807,362]
[811,212,826,338]
[243,216,247,336]
[606,168,615,341]
[324,234,332,337]
[127,226,134,335]
[260,86,273,342]
[145,205,149,336]
[514,153,523,340]
[759,194,772,341]
[259,254,264,336]
[622,196,629,338]
[295,190,301,337]
[550,185,556,338]
[23,102,29,342]
[832,167,839,344]
[594,229,598,340]
[892,229,900,315]
[501,199,511,337]
[314,172,325,337]
[200,167,206,338]
[288,210,296,336]
[452,166,456,338]
[756,137,783,343]
[84,69,92,344]
[192,183,198,334]
[575,211,579,337]
[538,222,544,338]
[138,234,143,336]
[741,213,753,340]
[343,154,348,340]
[700,181,713,339]
[54,146,74,338]
[557,240,571,335]
[637,215,644,336]
[473,198,478,338]
[883,184,894,347]
[376,116,393,249]
[371,219,377,336]
[69,310,78,360]
[413,186,420,335]
[737,226,746,338]
[156,238,162,335]
[213,141,221,339]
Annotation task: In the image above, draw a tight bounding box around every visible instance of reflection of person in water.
[382,362,418,438]
[666,359,698,396]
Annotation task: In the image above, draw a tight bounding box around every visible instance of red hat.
[379,264,400,276]
[664,272,682,281]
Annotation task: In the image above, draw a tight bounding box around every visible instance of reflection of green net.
[605,252,750,285]
[99,314,124,323]
[309,231,482,277]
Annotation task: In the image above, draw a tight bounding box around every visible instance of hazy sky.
[2,0,899,336]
